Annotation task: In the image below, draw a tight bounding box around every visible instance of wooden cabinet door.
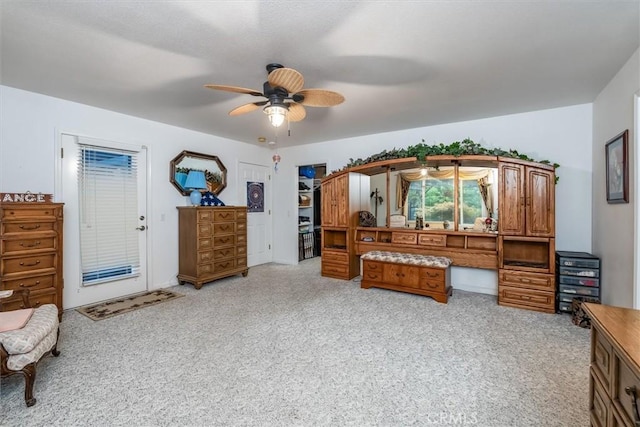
[335,174,349,227]
[499,163,525,235]
[321,179,336,226]
[526,168,555,237]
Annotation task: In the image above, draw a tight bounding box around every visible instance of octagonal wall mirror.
[170,150,227,196]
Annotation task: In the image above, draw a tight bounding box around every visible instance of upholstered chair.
[0,289,60,407]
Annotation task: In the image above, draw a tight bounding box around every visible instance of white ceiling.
[2,1,639,148]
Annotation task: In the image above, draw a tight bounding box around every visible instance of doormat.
[76,290,183,321]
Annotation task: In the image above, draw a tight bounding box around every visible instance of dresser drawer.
[0,288,57,311]
[198,237,212,250]
[198,223,212,236]
[236,257,247,267]
[592,328,613,391]
[321,262,349,277]
[236,234,247,245]
[198,250,213,263]
[213,210,236,222]
[1,253,57,276]
[322,251,348,264]
[213,234,235,247]
[1,206,59,220]
[418,234,446,247]
[236,210,247,220]
[236,221,247,232]
[213,247,235,260]
[391,232,417,245]
[362,260,383,282]
[213,222,235,234]
[614,352,640,426]
[499,270,555,291]
[590,371,609,427]
[498,285,555,311]
[197,263,213,276]
[2,236,57,255]
[420,268,444,281]
[2,221,56,235]
[198,210,213,222]
[236,246,247,256]
[213,259,236,272]
[2,273,56,292]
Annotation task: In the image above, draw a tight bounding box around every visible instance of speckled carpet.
[1,258,591,426]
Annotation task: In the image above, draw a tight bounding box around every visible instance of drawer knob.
[20,260,41,267]
[624,386,640,426]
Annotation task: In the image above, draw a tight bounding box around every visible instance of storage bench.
[360,251,452,303]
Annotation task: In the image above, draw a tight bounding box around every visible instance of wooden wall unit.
[583,303,640,427]
[321,173,369,279]
[498,159,556,312]
[321,155,557,313]
[177,206,248,289]
[0,202,64,318]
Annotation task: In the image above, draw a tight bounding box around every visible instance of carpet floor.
[0,258,590,426]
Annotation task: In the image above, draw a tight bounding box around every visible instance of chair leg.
[52,328,61,357]
[22,362,37,407]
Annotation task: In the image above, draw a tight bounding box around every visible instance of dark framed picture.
[605,129,629,204]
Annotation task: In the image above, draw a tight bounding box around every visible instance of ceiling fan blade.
[204,84,264,97]
[268,68,304,94]
[229,101,267,116]
[296,89,345,107]
[287,103,306,122]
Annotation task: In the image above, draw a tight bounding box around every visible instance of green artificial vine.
[341,138,560,174]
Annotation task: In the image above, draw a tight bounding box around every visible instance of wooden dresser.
[177,206,248,289]
[583,303,640,427]
[0,202,64,318]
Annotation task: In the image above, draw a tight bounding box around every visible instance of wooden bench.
[361,251,452,303]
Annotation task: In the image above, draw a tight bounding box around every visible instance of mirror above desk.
[170,150,227,196]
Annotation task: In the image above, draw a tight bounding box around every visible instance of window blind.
[78,144,140,286]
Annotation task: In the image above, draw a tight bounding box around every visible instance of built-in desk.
[355,227,498,270]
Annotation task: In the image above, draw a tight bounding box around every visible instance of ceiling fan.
[205,63,345,128]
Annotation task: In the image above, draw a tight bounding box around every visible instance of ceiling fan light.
[264,104,288,127]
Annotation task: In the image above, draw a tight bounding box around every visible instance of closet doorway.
[297,163,325,261]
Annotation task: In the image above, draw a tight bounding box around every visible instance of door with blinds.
[61,134,148,308]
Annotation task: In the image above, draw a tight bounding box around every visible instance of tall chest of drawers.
[583,303,640,427]
[0,202,64,318]
[177,206,248,289]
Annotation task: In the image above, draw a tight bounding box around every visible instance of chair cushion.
[6,326,58,371]
[0,304,58,355]
[0,309,34,333]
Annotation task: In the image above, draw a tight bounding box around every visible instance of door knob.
[136,225,146,231]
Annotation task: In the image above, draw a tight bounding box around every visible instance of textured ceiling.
[1,1,639,147]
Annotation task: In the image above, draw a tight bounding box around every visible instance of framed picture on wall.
[605,129,629,204]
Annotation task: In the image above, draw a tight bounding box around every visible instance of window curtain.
[477,176,493,216]
[78,143,140,286]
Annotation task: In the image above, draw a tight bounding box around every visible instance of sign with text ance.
[1,193,53,203]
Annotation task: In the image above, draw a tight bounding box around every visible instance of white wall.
[0,84,598,300]
[277,104,593,294]
[0,85,270,308]
[592,48,640,308]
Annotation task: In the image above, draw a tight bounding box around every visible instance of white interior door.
[60,133,148,308]
[239,162,271,266]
